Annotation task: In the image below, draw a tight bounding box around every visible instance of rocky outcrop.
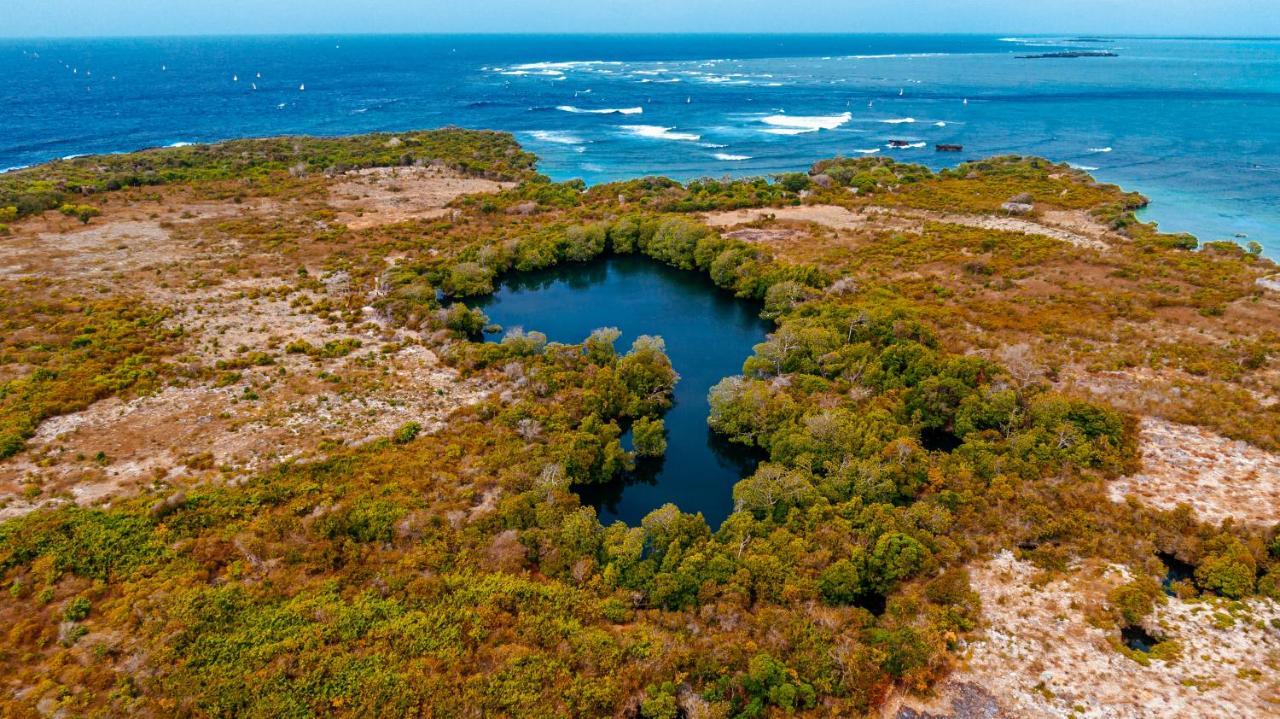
[895,682,1007,719]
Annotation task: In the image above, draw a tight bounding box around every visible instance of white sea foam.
[854,148,881,155]
[165,142,194,148]
[501,69,565,77]
[843,52,954,60]
[934,121,948,127]
[1088,146,1113,153]
[528,130,586,145]
[760,112,852,134]
[510,61,621,71]
[1069,163,1100,171]
[881,117,916,124]
[713,153,752,161]
[2,165,31,174]
[621,125,701,142]
[557,105,643,115]
[887,142,927,149]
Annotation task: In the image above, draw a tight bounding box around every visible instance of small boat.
[936,144,964,152]
[233,74,238,82]
[251,83,257,90]
[898,88,904,96]
[299,83,306,91]
[963,98,969,105]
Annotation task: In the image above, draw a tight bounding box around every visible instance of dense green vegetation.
[1,131,1278,717]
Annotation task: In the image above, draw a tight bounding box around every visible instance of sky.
[3,0,1280,38]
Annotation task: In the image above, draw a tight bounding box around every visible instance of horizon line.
[3,31,1280,41]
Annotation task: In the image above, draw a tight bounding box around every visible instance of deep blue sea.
[2,34,1278,253]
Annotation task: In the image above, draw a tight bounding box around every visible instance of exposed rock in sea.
[1258,274,1280,292]
[1018,51,1118,59]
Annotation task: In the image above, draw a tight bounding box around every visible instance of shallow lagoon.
[473,255,769,526]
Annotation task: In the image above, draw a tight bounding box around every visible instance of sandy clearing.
[702,204,1114,251]
[1110,417,1280,526]
[0,169,514,518]
[329,165,512,229]
[0,340,491,520]
[889,552,1280,718]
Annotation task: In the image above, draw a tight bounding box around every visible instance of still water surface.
[474,255,769,526]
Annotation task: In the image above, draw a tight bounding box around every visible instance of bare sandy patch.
[889,552,1280,718]
[1110,417,1280,525]
[0,185,504,517]
[0,335,490,519]
[703,205,916,235]
[703,204,1114,252]
[329,165,512,229]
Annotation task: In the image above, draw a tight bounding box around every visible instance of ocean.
[2,34,1278,253]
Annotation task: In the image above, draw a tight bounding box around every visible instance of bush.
[393,422,422,445]
[1108,577,1162,626]
[58,203,100,224]
[63,596,92,622]
[443,303,489,336]
[1195,536,1257,599]
[819,556,866,605]
[631,417,667,457]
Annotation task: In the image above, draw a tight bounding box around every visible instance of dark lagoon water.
[3,34,1280,254]
[472,255,769,526]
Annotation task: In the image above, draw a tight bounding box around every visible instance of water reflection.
[473,255,770,526]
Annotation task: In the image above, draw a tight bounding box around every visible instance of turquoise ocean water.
[2,34,1278,252]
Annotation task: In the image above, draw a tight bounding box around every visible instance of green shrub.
[63,596,92,622]
[1108,576,1162,626]
[393,422,422,445]
[1195,536,1257,599]
[631,417,666,457]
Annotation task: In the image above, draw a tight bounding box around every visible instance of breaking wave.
[621,125,701,142]
[557,105,643,115]
[759,112,851,134]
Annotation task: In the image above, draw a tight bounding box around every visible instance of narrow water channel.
[473,255,770,526]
